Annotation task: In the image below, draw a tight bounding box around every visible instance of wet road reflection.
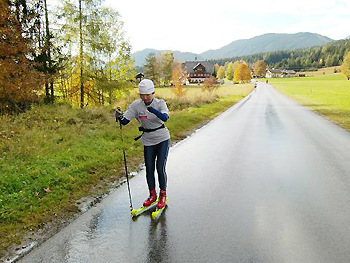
[19,83,350,263]
[146,215,169,263]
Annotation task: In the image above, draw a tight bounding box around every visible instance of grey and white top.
[123,98,170,146]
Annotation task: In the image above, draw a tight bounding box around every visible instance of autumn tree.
[0,0,44,113]
[161,52,174,86]
[104,41,135,104]
[202,77,219,94]
[214,63,220,73]
[171,61,187,98]
[234,62,251,83]
[58,0,132,106]
[225,62,234,81]
[253,60,267,77]
[86,6,133,105]
[217,66,225,80]
[232,61,241,73]
[340,51,350,80]
[58,0,88,107]
[59,0,107,107]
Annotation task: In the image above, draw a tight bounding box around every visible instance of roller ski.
[131,199,158,217]
[152,190,168,220]
[131,189,157,217]
[151,198,168,220]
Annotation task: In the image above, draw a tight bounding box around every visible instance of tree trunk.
[44,0,54,103]
[45,83,50,102]
[79,0,84,108]
[50,82,54,101]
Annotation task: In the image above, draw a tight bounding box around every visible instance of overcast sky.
[104,0,349,54]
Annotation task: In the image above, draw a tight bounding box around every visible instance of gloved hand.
[115,108,123,122]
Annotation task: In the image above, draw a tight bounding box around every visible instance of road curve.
[19,82,350,263]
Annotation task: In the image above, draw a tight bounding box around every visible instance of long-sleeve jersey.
[122,98,170,146]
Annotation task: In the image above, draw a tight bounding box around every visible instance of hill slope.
[132,49,204,68]
[132,32,333,66]
[200,32,333,59]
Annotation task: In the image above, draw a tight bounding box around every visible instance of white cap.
[138,79,155,94]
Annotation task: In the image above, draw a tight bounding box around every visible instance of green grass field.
[0,83,253,258]
[269,73,350,131]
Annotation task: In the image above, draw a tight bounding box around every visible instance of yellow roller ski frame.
[131,199,158,217]
[151,198,168,220]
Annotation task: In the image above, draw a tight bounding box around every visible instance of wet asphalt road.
[19,83,350,263]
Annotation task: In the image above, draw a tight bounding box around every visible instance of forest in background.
[210,39,350,71]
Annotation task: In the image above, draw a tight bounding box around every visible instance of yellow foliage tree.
[234,62,251,83]
[232,61,241,73]
[0,0,44,113]
[253,60,267,77]
[225,62,234,81]
[171,62,187,98]
[214,63,220,72]
[217,66,225,80]
[340,51,350,80]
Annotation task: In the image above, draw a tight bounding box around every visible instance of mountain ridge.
[200,32,332,59]
[132,32,334,67]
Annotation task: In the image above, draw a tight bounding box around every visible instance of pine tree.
[144,53,161,86]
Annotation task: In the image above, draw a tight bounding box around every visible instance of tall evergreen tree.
[143,53,161,86]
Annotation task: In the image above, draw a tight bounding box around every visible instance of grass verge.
[0,83,253,258]
[269,74,350,131]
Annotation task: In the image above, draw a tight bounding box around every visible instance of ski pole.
[117,108,133,211]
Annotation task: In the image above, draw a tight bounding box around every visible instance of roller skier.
[116,79,170,218]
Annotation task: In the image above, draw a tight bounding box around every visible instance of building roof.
[268,68,296,74]
[283,70,296,74]
[267,68,283,73]
[184,61,213,74]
